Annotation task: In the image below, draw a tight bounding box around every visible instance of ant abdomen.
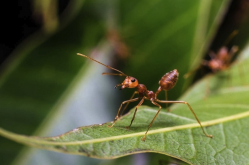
[159,69,179,91]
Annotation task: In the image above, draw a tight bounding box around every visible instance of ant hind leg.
[165,91,171,112]
[156,99,213,138]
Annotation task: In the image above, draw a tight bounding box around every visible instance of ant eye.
[131,79,136,82]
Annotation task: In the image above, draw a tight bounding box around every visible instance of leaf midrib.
[1,108,249,146]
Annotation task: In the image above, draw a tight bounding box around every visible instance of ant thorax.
[136,84,147,97]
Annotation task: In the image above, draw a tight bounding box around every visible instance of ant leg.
[155,99,213,138]
[229,46,239,58]
[121,91,138,116]
[108,97,139,128]
[183,65,201,79]
[225,46,239,86]
[142,101,161,141]
[208,51,216,59]
[201,60,209,66]
[222,30,238,46]
[126,96,145,129]
[165,91,170,112]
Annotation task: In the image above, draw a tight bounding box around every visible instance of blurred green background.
[1,0,249,164]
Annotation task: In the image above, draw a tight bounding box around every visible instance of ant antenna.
[77,53,127,76]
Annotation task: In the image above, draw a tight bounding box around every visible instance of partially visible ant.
[77,53,213,141]
[202,45,238,73]
[184,30,239,78]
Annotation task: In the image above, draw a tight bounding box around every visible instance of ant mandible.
[77,53,213,141]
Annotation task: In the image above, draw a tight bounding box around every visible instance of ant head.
[115,76,139,90]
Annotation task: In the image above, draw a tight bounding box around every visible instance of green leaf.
[1,43,249,164]
[0,0,242,165]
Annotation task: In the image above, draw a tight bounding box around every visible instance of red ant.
[77,53,213,141]
[202,45,238,73]
[185,30,239,78]
[204,30,239,73]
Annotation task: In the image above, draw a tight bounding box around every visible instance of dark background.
[0,0,70,66]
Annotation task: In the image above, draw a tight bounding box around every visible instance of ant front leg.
[108,97,139,128]
[156,99,213,138]
[121,91,139,116]
[126,96,145,129]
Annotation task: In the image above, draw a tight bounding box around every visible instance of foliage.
[1,0,249,165]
